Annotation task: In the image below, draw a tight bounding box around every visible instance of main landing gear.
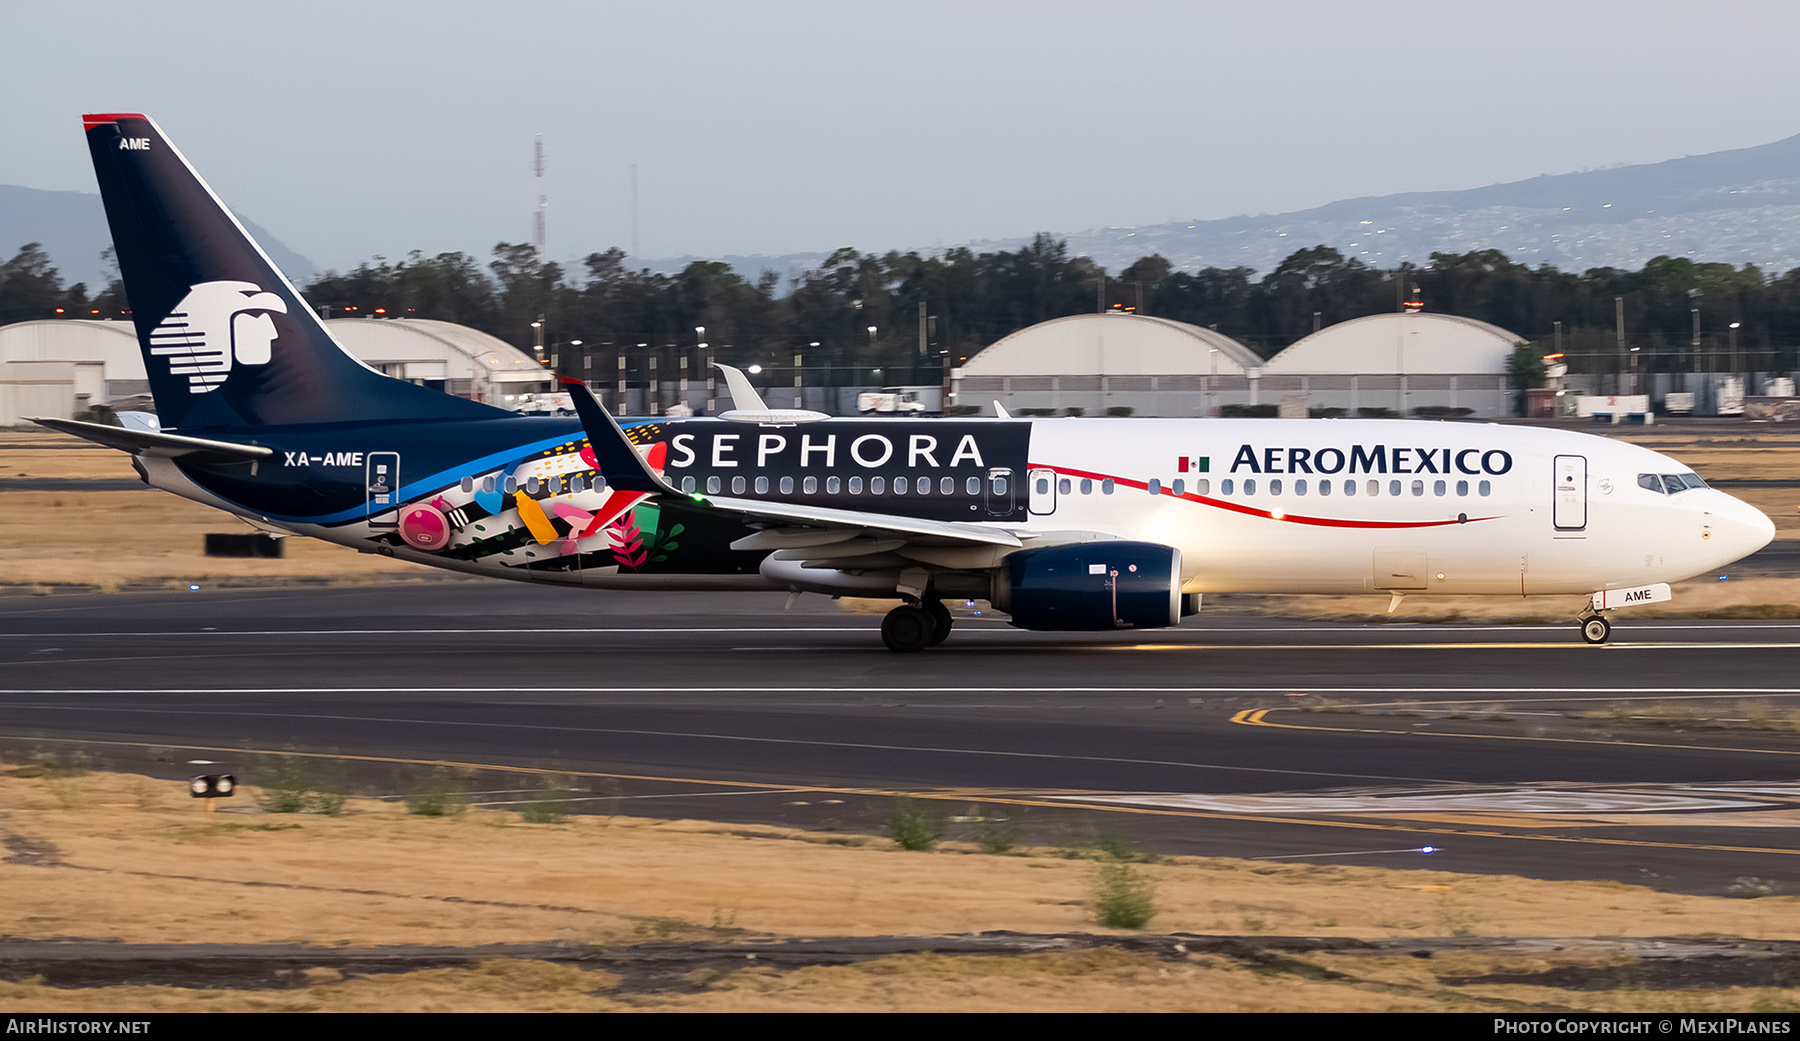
[1579,612,1612,645]
[882,599,954,653]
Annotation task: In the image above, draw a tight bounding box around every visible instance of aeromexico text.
[1229,444,1514,476]
[659,423,1029,472]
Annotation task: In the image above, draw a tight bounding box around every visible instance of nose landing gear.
[1579,613,1612,645]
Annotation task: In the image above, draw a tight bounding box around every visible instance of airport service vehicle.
[36,114,1776,652]
[857,386,936,416]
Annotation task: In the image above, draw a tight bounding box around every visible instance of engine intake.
[1000,541,1182,631]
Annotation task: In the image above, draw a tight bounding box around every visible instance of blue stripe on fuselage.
[172,415,602,525]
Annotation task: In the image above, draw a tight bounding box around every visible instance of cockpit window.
[1640,472,1707,494]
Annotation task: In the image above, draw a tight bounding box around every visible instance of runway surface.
[3,581,1799,895]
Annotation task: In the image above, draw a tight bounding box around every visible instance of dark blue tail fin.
[83,113,505,431]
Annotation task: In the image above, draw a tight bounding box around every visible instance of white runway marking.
[7,685,1800,697]
[3,621,1800,639]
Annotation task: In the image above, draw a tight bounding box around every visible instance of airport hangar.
[1,310,1528,424]
[0,317,555,424]
[948,311,1526,418]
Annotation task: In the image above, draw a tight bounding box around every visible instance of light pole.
[867,326,877,386]
[1731,322,1742,392]
[531,317,545,366]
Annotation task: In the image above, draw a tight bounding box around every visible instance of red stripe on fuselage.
[1032,463,1498,529]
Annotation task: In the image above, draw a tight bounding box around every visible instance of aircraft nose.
[1711,492,1775,568]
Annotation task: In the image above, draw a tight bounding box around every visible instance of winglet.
[560,377,682,496]
[713,363,770,412]
[994,400,1012,420]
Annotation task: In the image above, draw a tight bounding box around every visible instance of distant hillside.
[1010,132,1800,276]
[663,131,1800,284]
[0,184,316,289]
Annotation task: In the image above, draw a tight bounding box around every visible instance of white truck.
[856,386,941,416]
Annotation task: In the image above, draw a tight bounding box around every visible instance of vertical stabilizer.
[82,113,504,430]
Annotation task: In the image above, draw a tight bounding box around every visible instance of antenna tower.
[532,135,547,253]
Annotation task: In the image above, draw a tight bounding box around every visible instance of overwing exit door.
[1553,454,1586,531]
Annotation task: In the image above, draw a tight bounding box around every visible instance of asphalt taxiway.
[3,582,1798,894]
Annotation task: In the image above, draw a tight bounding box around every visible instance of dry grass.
[6,768,1800,1010]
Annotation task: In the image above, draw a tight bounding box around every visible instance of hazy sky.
[6,1,1800,273]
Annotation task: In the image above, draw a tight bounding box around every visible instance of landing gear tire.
[925,599,953,646]
[1580,615,1612,645]
[882,605,934,653]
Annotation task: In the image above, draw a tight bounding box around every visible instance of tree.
[1507,342,1547,416]
[0,243,65,325]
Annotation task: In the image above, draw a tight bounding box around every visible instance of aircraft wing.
[701,495,1022,548]
[29,416,273,460]
[560,377,1022,557]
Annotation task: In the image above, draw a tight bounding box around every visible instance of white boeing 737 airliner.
[34,114,1777,651]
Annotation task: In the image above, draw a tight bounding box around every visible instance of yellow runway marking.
[1231,707,1800,757]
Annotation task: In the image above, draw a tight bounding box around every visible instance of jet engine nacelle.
[998,541,1183,631]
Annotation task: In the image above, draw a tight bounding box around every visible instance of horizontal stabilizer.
[30,416,272,460]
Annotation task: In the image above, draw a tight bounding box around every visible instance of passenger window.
[461,476,474,494]
[527,477,541,494]
[594,476,606,492]
[1036,476,1050,495]
[1433,480,1445,496]
[1367,480,1379,496]
[572,475,586,494]
[707,476,721,494]
[966,477,980,495]
[732,476,746,494]
[1195,479,1209,495]
[1389,480,1402,496]
[1319,479,1331,497]
[920,477,931,494]
[1058,478,1071,495]
[941,477,954,495]
[804,476,818,494]
[1244,479,1257,495]
[993,476,1008,496]
[1172,479,1185,496]
[1269,479,1282,496]
[753,476,767,494]
[1148,478,1161,495]
[482,475,496,494]
[849,476,863,494]
[872,477,886,494]
[1101,478,1114,495]
[1479,480,1492,496]
[503,476,518,495]
[1221,478,1234,495]
[1411,480,1424,496]
[1456,480,1468,496]
[825,476,839,494]
[892,476,906,495]
[780,476,794,495]
[679,476,693,493]
[1294,479,1307,496]
[1080,478,1092,494]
